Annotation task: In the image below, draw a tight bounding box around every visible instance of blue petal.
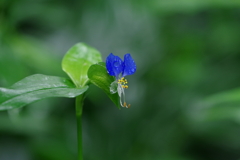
[106,53,124,78]
[122,53,136,77]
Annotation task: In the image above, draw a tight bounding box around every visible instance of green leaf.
[88,62,120,109]
[62,43,102,88]
[0,74,88,110]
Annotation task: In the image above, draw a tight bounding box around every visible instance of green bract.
[62,43,102,88]
[88,62,120,109]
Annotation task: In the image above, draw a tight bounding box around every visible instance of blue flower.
[106,53,136,78]
[106,53,136,108]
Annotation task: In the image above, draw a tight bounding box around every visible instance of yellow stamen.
[118,78,129,88]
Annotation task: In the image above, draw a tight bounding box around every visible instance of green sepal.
[110,81,118,94]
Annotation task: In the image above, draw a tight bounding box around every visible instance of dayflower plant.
[106,53,137,108]
[0,43,137,160]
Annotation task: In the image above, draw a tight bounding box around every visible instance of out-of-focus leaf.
[203,105,240,121]
[0,47,29,86]
[32,138,76,160]
[62,43,102,87]
[9,36,62,75]
[191,88,240,122]
[0,74,88,110]
[151,0,240,15]
[204,88,240,105]
[88,62,120,109]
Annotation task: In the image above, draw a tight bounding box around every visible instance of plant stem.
[76,95,84,160]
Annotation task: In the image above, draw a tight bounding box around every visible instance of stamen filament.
[117,79,130,108]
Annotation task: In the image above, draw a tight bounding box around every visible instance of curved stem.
[76,95,84,160]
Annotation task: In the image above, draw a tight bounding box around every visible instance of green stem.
[76,95,84,160]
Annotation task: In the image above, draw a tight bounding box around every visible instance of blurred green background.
[1,0,240,160]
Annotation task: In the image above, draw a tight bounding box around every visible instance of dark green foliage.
[1,0,240,160]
